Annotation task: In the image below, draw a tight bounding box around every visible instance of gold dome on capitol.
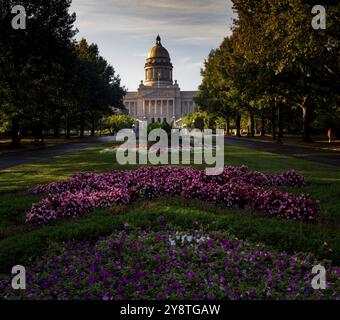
[147,35,170,60]
[144,35,173,87]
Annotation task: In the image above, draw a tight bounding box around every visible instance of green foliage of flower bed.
[1,219,339,300]
[0,200,339,275]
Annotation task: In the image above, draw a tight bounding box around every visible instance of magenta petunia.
[26,166,318,224]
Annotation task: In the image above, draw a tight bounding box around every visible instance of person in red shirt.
[327,128,332,143]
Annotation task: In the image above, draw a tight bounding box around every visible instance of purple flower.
[88,276,96,285]
[100,269,110,277]
[0,226,338,300]
[26,166,318,224]
[159,216,166,225]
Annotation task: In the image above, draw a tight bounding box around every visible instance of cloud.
[179,56,192,63]
[181,62,204,70]
[70,0,235,90]
[71,0,234,45]
[132,52,148,57]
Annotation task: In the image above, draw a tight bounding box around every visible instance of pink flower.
[26,166,318,224]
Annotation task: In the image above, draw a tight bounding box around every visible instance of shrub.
[104,114,134,134]
[147,121,172,135]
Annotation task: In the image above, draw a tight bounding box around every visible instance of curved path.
[224,136,340,166]
[0,136,115,170]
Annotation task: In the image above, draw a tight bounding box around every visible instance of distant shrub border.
[26,166,318,224]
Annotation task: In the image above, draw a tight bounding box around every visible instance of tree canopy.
[197,0,340,141]
[0,0,126,145]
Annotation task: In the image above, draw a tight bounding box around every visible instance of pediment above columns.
[138,89,177,99]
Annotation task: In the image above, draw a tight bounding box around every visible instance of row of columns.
[126,99,197,119]
[143,99,175,118]
[125,101,137,116]
[182,101,195,115]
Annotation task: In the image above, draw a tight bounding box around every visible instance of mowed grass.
[0,143,339,270]
[1,144,339,225]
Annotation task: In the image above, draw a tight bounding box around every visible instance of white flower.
[169,239,176,246]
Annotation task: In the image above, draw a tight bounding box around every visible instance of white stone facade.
[124,36,197,123]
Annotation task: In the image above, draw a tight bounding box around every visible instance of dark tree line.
[0,0,126,146]
[196,0,340,141]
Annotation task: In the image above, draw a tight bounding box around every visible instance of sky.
[71,0,235,91]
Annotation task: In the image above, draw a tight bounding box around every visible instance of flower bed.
[27,166,318,224]
[1,221,338,300]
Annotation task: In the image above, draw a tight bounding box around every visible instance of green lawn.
[0,143,339,272]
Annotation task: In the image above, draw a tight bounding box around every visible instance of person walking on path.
[328,128,332,143]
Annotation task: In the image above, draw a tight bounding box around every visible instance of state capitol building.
[123,35,198,124]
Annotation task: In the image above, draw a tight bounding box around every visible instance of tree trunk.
[271,103,276,140]
[53,116,60,138]
[261,113,265,136]
[38,122,44,145]
[302,96,313,142]
[80,112,85,138]
[99,119,102,136]
[91,118,95,137]
[250,112,255,138]
[278,103,284,139]
[226,117,230,135]
[66,113,71,139]
[53,124,60,138]
[11,117,21,147]
[236,115,241,137]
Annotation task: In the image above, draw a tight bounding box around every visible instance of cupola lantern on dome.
[144,35,173,87]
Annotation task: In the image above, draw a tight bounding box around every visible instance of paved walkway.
[224,136,340,166]
[1,135,339,170]
[0,136,115,170]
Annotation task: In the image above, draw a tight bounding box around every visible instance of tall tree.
[197,36,276,138]
[232,0,340,141]
[74,39,126,137]
[196,37,243,135]
[0,0,77,145]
